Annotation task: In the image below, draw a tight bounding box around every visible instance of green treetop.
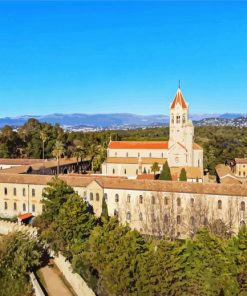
[179,168,187,181]
[151,162,160,178]
[159,161,172,181]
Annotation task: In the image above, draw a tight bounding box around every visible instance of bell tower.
[168,86,194,166]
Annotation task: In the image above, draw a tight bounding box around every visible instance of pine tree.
[179,168,187,181]
[159,161,172,180]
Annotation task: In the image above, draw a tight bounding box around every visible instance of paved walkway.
[39,260,73,296]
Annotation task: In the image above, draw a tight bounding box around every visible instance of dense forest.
[0,118,247,173]
[33,178,247,296]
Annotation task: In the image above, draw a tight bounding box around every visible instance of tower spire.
[178,80,180,89]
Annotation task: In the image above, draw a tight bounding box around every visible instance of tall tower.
[168,87,194,167]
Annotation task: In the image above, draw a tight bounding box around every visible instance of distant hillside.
[0,112,246,129]
[194,117,247,127]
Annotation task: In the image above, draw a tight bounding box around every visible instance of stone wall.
[0,220,37,236]
[54,253,95,296]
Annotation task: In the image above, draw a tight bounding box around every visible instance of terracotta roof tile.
[108,141,168,149]
[170,88,187,109]
[235,158,247,164]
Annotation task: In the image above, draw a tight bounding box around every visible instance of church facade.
[102,87,204,181]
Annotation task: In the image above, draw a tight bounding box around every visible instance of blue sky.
[0,1,246,117]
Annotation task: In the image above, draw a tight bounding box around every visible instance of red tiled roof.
[170,88,187,109]
[235,158,247,164]
[137,174,155,180]
[108,141,168,149]
[18,213,33,220]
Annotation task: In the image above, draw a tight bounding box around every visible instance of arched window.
[90,193,93,201]
[177,197,181,207]
[32,204,35,212]
[151,196,155,205]
[23,188,26,197]
[115,152,117,157]
[171,115,174,124]
[241,201,245,211]
[182,114,186,124]
[32,189,35,197]
[139,212,143,221]
[115,194,119,202]
[161,153,164,158]
[127,194,131,203]
[165,197,169,205]
[96,193,100,201]
[164,214,169,223]
[149,152,152,158]
[177,215,181,224]
[4,202,8,210]
[114,209,119,217]
[4,187,7,195]
[13,188,16,196]
[136,169,138,175]
[139,195,143,204]
[124,169,127,175]
[190,216,195,226]
[23,203,26,211]
[126,152,128,157]
[244,172,246,177]
[138,152,140,157]
[218,200,222,210]
[126,211,131,221]
[104,193,108,201]
[176,116,180,124]
[13,202,17,211]
[190,198,194,207]
[112,168,115,175]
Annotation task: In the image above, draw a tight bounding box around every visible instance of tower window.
[182,114,186,124]
[218,200,222,210]
[176,116,180,124]
[171,116,174,124]
[127,194,131,203]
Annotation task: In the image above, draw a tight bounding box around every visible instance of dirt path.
[38,260,73,296]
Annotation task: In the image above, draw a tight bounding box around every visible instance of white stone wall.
[54,253,95,296]
[104,188,247,238]
[0,183,45,218]
[108,148,168,158]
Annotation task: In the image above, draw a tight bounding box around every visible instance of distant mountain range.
[0,113,246,130]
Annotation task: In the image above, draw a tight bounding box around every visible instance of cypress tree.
[101,196,109,222]
[159,161,172,180]
[179,168,187,181]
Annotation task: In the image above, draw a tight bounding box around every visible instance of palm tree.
[73,145,86,173]
[151,162,160,178]
[86,144,100,172]
[52,140,65,175]
[40,130,48,160]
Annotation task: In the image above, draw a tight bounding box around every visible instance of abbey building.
[102,87,203,181]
